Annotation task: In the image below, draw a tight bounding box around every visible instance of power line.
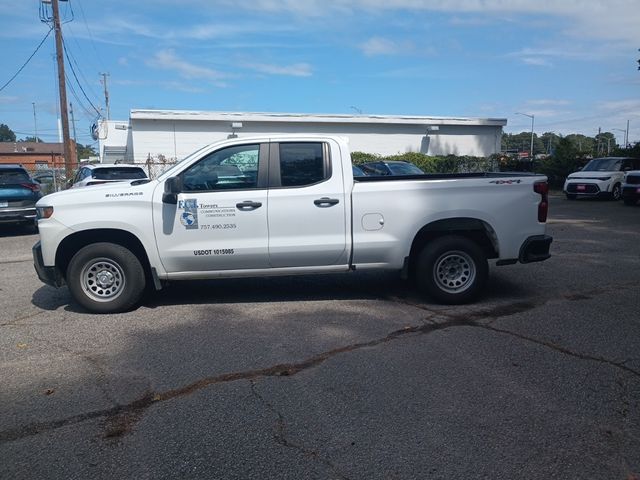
[73,0,106,70]
[63,28,102,102]
[65,71,98,120]
[61,37,102,116]
[0,27,53,93]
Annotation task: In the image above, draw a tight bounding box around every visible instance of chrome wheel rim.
[80,257,125,302]
[433,250,476,294]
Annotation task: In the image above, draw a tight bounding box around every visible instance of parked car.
[33,168,66,195]
[0,164,42,227]
[563,157,640,200]
[360,160,424,176]
[70,164,149,188]
[622,170,640,206]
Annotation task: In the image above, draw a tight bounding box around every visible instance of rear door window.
[277,142,329,187]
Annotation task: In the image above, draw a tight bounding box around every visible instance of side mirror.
[163,176,182,204]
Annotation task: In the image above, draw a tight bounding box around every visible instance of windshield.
[581,158,622,172]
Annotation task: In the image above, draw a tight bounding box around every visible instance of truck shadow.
[31,269,528,313]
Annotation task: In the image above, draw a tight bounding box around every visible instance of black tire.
[415,235,488,304]
[67,242,146,313]
[611,183,622,201]
[565,193,577,200]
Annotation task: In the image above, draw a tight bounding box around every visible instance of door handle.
[236,200,262,210]
[314,197,340,207]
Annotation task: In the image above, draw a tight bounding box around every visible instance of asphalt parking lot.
[1,196,639,480]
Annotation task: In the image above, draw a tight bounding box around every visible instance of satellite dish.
[90,123,99,141]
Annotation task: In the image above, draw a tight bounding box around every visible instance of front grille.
[0,199,37,207]
[625,175,640,185]
[566,183,599,194]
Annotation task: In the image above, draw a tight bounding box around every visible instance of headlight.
[36,206,54,219]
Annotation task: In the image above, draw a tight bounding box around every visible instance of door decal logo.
[178,199,199,230]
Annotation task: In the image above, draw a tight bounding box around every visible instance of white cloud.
[243,62,313,77]
[174,0,640,44]
[0,96,20,104]
[527,99,571,107]
[147,49,227,81]
[521,57,552,67]
[597,99,640,113]
[360,37,406,56]
[160,82,208,93]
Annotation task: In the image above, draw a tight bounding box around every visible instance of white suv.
[563,157,640,200]
[71,164,148,188]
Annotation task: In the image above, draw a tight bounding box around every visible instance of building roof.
[130,109,507,127]
[0,142,64,155]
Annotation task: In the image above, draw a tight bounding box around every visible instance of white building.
[97,109,507,164]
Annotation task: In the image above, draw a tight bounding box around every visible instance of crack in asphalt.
[476,323,640,378]
[385,295,640,378]
[2,292,639,446]
[0,310,45,327]
[249,380,352,480]
[0,317,465,445]
[29,336,121,408]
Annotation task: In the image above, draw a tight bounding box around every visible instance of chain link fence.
[15,158,178,195]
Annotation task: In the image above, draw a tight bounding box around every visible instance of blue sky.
[1,0,639,148]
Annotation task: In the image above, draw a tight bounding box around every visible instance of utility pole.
[101,72,110,120]
[51,0,76,180]
[626,120,630,148]
[32,102,38,142]
[515,112,535,160]
[70,102,78,165]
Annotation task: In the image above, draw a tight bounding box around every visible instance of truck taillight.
[534,181,548,223]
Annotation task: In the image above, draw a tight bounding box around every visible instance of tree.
[537,137,580,187]
[565,134,595,156]
[76,143,97,160]
[595,132,616,156]
[539,132,562,155]
[501,132,544,156]
[0,123,16,142]
[19,136,43,143]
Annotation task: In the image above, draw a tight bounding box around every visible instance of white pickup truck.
[33,135,552,313]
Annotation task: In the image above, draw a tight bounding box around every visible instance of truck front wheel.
[67,242,146,313]
[416,235,488,304]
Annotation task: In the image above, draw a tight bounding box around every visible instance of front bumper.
[32,241,65,288]
[622,185,640,202]
[564,180,612,197]
[519,235,553,263]
[0,206,37,224]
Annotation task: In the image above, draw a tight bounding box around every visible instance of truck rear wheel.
[67,242,146,313]
[416,235,488,304]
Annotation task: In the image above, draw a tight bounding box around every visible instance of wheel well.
[407,218,498,278]
[56,229,152,281]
